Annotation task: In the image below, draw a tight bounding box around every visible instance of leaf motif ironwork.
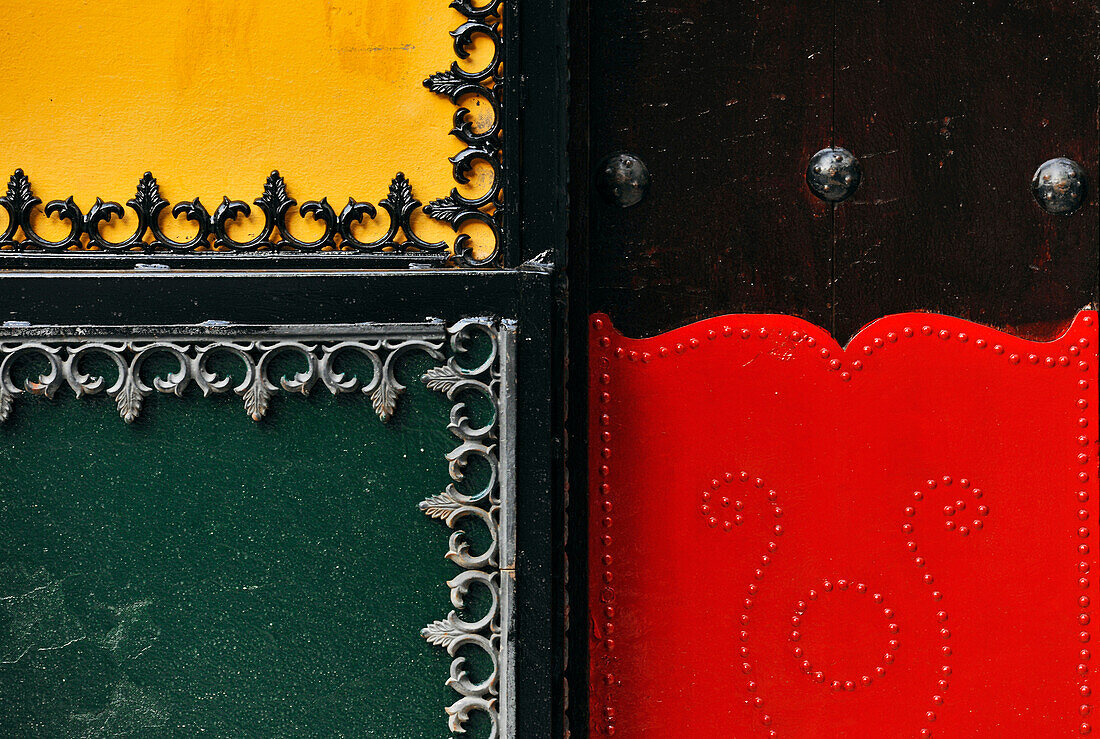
[419,318,510,738]
[0,319,515,737]
[0,334,446,424]
[421,0,504,266]
[0,170,84,250]
[0,170,451,258]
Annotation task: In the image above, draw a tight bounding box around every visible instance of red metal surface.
[588,310,1098,737]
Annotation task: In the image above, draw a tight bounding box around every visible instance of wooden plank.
[832,0,1099,340]
[586,1,833,337]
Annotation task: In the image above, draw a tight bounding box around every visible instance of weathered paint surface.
[0,352,472,736]
[0,0,495,249]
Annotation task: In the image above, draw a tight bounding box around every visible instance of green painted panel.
[0,353,462,737]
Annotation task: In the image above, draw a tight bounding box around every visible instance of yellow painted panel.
[0,0,495,252]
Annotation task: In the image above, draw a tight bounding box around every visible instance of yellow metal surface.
[0,0,494,250]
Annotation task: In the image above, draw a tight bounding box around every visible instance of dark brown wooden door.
[577,0,1098,342]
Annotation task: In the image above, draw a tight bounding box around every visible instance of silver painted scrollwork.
[422,0,504,266]
[420,318,516,739]
[0,318,518,738]
[0,325,445,424]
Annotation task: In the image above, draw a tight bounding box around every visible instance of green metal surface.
[0,353,464,737]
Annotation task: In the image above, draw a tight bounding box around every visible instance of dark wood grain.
[583,0,1099,342]
[587,0,833,338]
[832,0,1099,340]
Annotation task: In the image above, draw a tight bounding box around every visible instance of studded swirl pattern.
[590,310,1098,737]
[702,471,785,732]
[702,472,987,738]
[904,475,989,736]
[790,580,898,692]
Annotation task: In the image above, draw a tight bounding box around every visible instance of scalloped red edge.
[589,310,1097,737]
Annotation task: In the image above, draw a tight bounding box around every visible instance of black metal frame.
[564,0,591,733]
[0,0,570,735]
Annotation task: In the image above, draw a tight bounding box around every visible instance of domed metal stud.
[807,147,862,203]
[597,153,650,208]
[1031,157,1088,215]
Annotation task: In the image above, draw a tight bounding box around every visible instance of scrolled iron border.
[0,0,503,267]
[0,170,451,258]
[422,0,505,267]
[0,322,450,424]
[420,317,516,738]
[0,318,516,737]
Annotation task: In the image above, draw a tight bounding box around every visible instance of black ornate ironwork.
[0,169,448,257]
[422,0,504,267]
[0,0,508,267]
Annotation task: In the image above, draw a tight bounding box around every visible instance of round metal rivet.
[597,153,651,208]
[807,147,862,202]
[1032,157,1088,215]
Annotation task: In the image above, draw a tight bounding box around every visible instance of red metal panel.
[589,311,1098,737]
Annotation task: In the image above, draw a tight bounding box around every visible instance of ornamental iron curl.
[0,331,446,424]
[422,0,504,266]
[420,317,515,738]
[0,170,448,257]
[0,319,516,738]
